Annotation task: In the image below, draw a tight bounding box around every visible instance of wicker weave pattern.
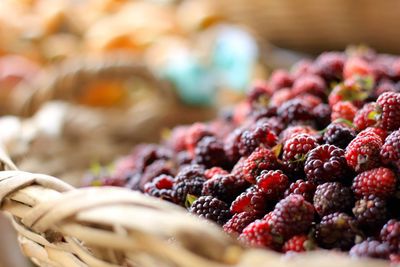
[0,148,390,267]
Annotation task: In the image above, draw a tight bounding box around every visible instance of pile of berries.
[84,48,400,263]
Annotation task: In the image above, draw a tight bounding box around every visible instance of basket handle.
[16,53,177,117]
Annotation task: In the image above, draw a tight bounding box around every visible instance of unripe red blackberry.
[190,196,231,225]
[282,134,318,174]
[313,182,354,217]
[223,211,260,236]
[376,92,400,131]
[381,129,400,170]
[284,179,316,202]
[242,147,279,184]
[380,219,400,253]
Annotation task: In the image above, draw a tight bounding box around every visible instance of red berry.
[345,133,383,172]
[282,133,318,174]
[352,167,396,199]
[202,174,248,203]
[380,219,400,253]
[230,187,268,214]
[269,69,293,91]
[242,147,278,184]
[283,235,315,253]
[331,101,357,121]
[238,123,278,156]
[185,123,213,155]
[381,130,400,169]
[239,219,283,249]
[353,102,378,131]
[256,170,289,201]
[292,74,327,99]
[204,167,229,180]
[304,144,348,184]
[376,92,400,131]
[343,57,373,79]
[269,88,293,107]
[223,211,260,235]
[313,52,345,81]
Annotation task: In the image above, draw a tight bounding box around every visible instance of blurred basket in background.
[217,0,400,54]
[2,53,215,185]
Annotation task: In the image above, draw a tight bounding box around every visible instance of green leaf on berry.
[367,110,380,121]
[185,194,198,208]
[332,118,355,128]
[272,143,283,158]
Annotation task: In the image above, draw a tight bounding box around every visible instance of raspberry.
[381,130,400,170]
[269,194,314,239]
[185,123,214,154]
[313,52,345,81]
[353,103,378,131]
[313,182,354,217]
[277,98,315,124]
[202,174,249,203]
[343,57,373,79]
[194,136,228,169]
[204,167,228,180]
[230,187,269,214]
[144,174,175,202]
[238,123,278,156]
[269,69,293,91]
[189,196,231,225]
[279,125,318,144]
[352,167,396,199]
[376,92,400,131]
[242,147,279,184]
[331,101,357,121]
[323,123,357,149]
[224,128,243,163]
[315,212,359,250]
[313,103,331,129]
[353,195,387,233]
[173,175,206,206]
[292,75,327,100]
[223,211,260,235]
[304,144,348,184]
[282,235,315,253]
[380,220,400,253]
[345,133,383,172]
[239,219,283,249]
[282,134,318,174]
[256,170,289,201]
[349,240,390,259]
[284,179,316,202]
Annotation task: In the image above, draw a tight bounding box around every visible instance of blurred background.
[1,0,400,266]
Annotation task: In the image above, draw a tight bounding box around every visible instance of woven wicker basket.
[6,53,215,184]
[0,148,390,267]
[217,0,400,54]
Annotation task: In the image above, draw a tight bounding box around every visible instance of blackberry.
[350,240,390,259]
[284,179,316,202]
[380,220,400,253]
[135,145,172,172]
[247,82,272,110]
[315,212,359,250]
[269,69,293,90]
[194,136,228,169]
[313,182,354,217]
[292,74,327,100]
[282,133,318,174]
[270,194,314,239]
[224,128,243,163]
[144,174,175,203]
[173,176,206,206]
[202,174,249,203]
[313,52,345,82]
[323,123,357,149]
[238,123,277,156]
[189,196,231,225]
[313,103,331,130]
[242,147,279,184]
[223,211,260,235]
[239,219,283,250]
[175,164,205,183]
[353,195,387,233]
[139,159,175,191]
[185,123,214,153]
[277,98,315,125]
[304,144,348,184]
